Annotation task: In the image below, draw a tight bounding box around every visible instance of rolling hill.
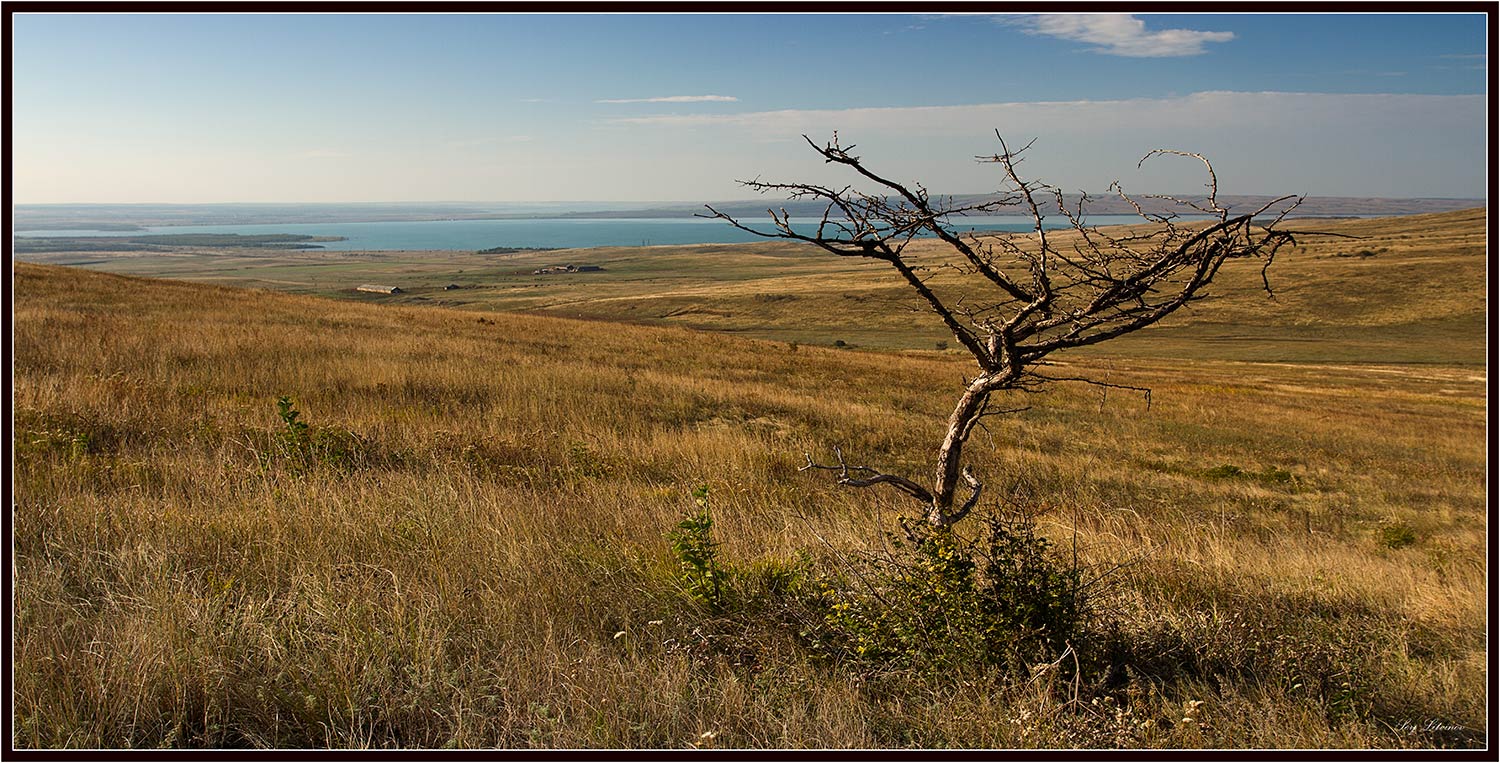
[11,249,1485,747]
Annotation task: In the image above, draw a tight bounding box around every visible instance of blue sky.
[11,12,1489,203]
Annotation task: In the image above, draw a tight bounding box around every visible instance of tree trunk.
[929,379,991,526]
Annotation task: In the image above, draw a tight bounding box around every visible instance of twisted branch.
[709,132,1304,528]
[801,447,934,504]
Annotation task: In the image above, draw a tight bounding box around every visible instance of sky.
[9,11,1489,203]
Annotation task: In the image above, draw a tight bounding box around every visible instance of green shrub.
[806,512,1086,676]
[272,396,377,472]
[1259,466,1294,484]
[14,410,124,460]
[275,396,311,447]
[663,496,1085,679]
[740,553,811,600]
[667,485,727,612]
[565,440,613,478]
[1380,523,1417,549]
[1203,463,1296,486]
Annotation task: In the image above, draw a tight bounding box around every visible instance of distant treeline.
[13,234,346,254]
[477,245,562,254]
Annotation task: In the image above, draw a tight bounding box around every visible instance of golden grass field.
[10,209,1488,749]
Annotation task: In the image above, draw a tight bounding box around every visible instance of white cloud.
[596,94,739,104]
[1008,14,1234,57]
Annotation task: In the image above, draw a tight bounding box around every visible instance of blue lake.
[16,215,1188,252]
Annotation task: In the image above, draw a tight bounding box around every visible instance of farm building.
[532,264,604,275]
[357,284,403,294]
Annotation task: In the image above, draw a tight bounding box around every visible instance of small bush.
[663,495,1087,679]
[16,417,106,459]
[739,553,811,601]
[1203,463,1296,486]
[275,396,310,447]
[833,339,848,348]
[565,440,613,478]
[1380,523,1417,549]
[271,396,377,472]
[1259,466,1294,484]
[805,511,1086,676]
[667,485,727,612]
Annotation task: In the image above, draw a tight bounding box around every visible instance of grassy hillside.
[11,261,1487,749]
[13,208,1486,365]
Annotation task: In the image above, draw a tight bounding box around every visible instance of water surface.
[17,215,1195,251]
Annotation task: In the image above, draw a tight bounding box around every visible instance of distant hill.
[607,195,1483,221]
[14,195,1483,231]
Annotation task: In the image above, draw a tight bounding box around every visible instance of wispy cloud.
[605,91,1483,139]
[1440,53,1486,60]
[883,22,926,35]
[596,94,738,104]
[300,149,350,159]
[1005,14,1234,57]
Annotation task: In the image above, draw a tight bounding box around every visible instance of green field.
[9,208,1488,749]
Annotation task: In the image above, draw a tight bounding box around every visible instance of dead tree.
[703,132,1301,529]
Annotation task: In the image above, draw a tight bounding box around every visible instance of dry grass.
[11,258,1487,749]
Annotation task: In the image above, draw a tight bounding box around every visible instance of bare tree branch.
[1031,373,1154,412]
[802,447,934,505]
[712,132,1303,528]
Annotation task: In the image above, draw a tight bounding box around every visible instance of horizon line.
[14,193,1487,207]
